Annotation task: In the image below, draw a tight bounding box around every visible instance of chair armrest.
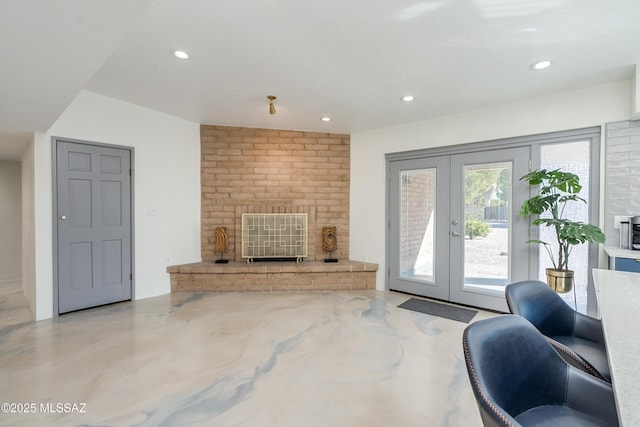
[566,368,619,425]
[574,313,605,344]
[546,338,606,381]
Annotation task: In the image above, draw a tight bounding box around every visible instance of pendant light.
[267,95,277,115]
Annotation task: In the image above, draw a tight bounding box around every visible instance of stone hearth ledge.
[168,260,378,292]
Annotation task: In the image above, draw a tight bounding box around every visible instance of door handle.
[451,231,462,236]
[60,215,67,220]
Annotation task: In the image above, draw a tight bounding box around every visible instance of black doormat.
[398,298,477,323]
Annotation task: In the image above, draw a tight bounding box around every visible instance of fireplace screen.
[241,213,308,262]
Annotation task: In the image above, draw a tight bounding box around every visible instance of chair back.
[463,315,568,426]
[505,280,575,337]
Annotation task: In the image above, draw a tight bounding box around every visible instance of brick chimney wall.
[200,125,350,262]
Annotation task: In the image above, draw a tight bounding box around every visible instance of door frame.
[51,136,135,316]
[385,126,601,308]
[386,148,529,311]
[387,155,451,299]
[447,147,530,311]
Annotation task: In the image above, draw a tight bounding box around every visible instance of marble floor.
[0,281,494,427]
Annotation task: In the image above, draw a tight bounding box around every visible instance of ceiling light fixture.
[267,95,277,115]
[402,95,415,102]
[321,117,331,122]
[171,49,190,60]
[530,60,552,70]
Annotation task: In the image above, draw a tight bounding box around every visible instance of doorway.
[0,160,22,283]
[386,127,601,313]
[54,138,133,314]
[388,147,530,312]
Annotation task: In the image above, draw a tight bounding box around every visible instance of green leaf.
[525,239,550,245]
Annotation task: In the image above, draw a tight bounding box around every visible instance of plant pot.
[546,268,573,293]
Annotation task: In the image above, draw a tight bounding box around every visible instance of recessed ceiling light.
[402,95,415,102]
[171,49,190,60]
[321,117,331,122]
[530,60,552,70]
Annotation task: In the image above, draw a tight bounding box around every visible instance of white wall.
[350,80,633,289]
[20,131,58,319]
[29,90,201,320]
[32,132,54,319]
[0,160,22,281]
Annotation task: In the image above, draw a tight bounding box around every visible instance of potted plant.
[519,169,605,293]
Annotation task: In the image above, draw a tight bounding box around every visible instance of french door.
[388,147,530,312]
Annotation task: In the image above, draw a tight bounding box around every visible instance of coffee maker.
[631,216,640,250]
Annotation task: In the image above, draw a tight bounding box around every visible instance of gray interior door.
[56,140,132,313]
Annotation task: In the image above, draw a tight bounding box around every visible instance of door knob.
[60,215,67,220]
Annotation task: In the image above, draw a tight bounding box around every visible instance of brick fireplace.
[168,125,377,292]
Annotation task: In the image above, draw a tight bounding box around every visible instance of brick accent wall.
[200,125,350,262]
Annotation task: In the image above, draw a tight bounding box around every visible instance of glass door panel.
[462,162,511,294]
[539,140,591,312]
[400,169,437,284]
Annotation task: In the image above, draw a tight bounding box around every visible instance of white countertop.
[604,246,640,259]
[592,268,640,427]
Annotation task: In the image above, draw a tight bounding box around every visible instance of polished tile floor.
[0,281,494,427]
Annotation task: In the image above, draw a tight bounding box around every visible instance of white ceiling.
[2,0,640,159]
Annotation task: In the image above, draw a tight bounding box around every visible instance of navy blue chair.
[505,280,610,382]
[463,315,618,427]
